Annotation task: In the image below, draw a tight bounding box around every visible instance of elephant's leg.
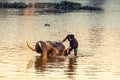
[46,41,59,57]
[52,47,59,56]
[61,49,66,56]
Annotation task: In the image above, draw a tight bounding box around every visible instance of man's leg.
[74,48,78,57]
[68,49,71,54]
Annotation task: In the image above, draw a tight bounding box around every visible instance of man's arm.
[62,38,67,43]
[62,35,69,43]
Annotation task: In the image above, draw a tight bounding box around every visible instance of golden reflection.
[23,1,35,16]
[34,56,47,72]
[34,56,66,73]
[26,60,34,69]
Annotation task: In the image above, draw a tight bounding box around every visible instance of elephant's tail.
[26,41,36,51]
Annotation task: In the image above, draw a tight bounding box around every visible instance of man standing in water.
[62,34,78,57]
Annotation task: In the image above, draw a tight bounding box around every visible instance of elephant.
[26,40,66,61]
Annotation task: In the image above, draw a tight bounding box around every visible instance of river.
[0,0,120,80]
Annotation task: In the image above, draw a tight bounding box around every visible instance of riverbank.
[0,1,103,13]
[0,2,31,8]
[34,1,103,13]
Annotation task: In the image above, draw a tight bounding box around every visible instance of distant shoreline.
[0,1,103,13]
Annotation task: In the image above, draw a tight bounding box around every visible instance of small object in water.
[45,23,50,27]
[73,58,77,62]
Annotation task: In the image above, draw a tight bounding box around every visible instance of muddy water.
[0,0,120,80]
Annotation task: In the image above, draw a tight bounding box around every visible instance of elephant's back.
[50,41,65,51]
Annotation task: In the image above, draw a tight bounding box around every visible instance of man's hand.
[65,47,71,51]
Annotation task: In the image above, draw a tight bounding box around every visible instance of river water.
[0,0,120,80]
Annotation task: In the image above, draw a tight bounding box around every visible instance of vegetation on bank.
[0,1,103,11]
[55,1,102,11]
[0,2,32,8]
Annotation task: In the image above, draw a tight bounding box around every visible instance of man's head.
[68,34,74,41]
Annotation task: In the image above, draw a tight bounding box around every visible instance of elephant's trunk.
[26,41,36,51]
[38,41,48,62]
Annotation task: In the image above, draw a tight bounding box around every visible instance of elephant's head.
[26,41,47,61]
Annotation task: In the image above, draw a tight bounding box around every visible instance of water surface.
[0,0,120,80]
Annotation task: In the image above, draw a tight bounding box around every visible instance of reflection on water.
[34,56,66,73]
[64,58,77,80]
[68,59,77,74]
[34,56,47,72]
[23,6,35,16]
[0,0,120,80]
[87,12,105,55]
[23,1,35,16]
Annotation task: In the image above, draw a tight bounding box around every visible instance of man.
[62,34,78,57]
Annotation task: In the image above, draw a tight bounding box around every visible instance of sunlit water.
[0,0,120,80]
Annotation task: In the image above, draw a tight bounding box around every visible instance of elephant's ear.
[39,41,47,61]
